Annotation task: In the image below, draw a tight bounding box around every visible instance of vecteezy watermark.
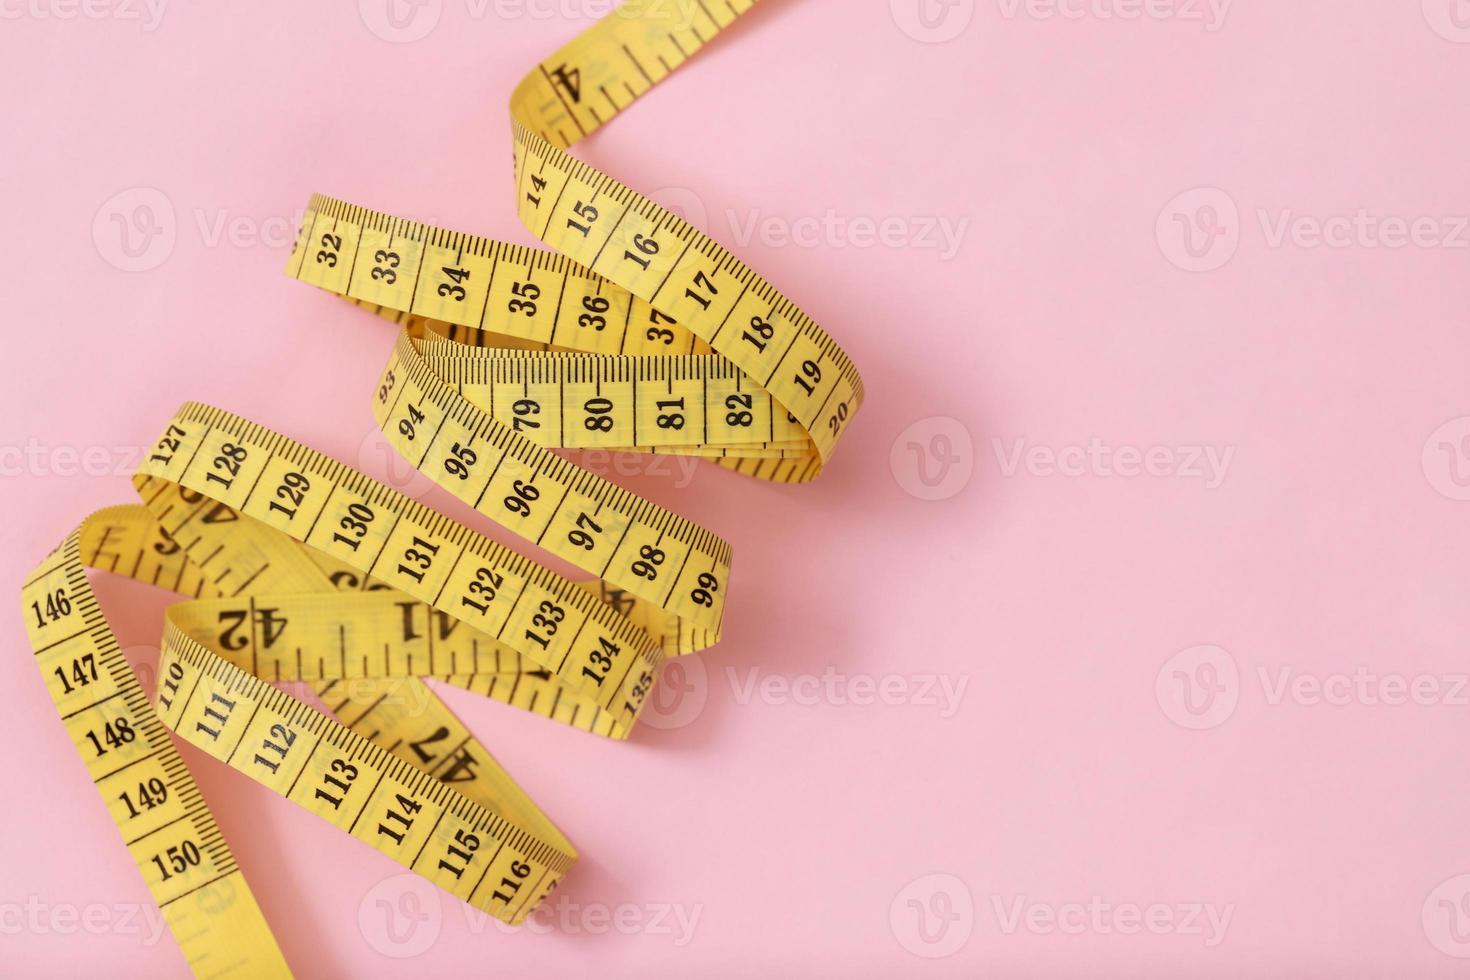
[623,185,968,261]
[890,875,1232,955]
[992,437,1234,489]
[0,440,146,479]
[1422,0,1470,43]
[727,667,969,719]
[191,208,305,251]
[639,662,969,731]
[357,873,701,956]
[726,210,969,261]
[1157,644,1470,731]
[465,896,702,944]
[995,0,1231,30]
[92,187,307,272]
[357,0,700,43]
[0,897,169,945]
[358,0,440,42]
[1424,873,1470,957]
[1156,187,1240,272]
[890,874,975,958]
[359,874,442,958]
[93,188,176,272]
[637,656,710,731]
[357,429,440,501]
[1423,417,1470,501]
[0,0,167,30]
[1158,186,1469,272]
[304,675,439,718]
[891,416,975,501]
[890,0,976,42]
[1257,210,1470,251]
[573,449,700,489]
[357,429,701,501]
[989,895,1234,946]
[1258,667,1470,708]
[1156,644,1240,730]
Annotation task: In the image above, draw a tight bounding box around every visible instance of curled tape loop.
[22,3,862,975]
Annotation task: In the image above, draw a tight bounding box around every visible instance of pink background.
[4,0,1470,975]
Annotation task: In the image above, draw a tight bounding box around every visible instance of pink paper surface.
[4,0,1470,976]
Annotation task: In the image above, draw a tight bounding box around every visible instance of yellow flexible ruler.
[22,2,863,975]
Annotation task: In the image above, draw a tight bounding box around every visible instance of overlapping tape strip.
[22,2,862,974]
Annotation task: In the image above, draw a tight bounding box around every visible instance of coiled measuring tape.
[22,2,863,975]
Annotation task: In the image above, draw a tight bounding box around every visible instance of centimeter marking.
[376,336,733,615]
[417,339,809,454]
[514,122,863,444]
[23,530,293,977]
[293,184,863,470]
[134,403,673,725]
[158,628,574,880]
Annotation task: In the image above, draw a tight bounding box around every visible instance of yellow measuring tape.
[22,2,862,974]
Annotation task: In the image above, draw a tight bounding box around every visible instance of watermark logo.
[645,185,709,233]
[891,416,974,501]
[359,0,699,41]
[0,0,168,30]
[1422,0,1470,42]
[726,210,969,261]
[995,0,1231,30]
[1258,210,1468,250]
[359,0,442,42]
[1259,666,1468,708]
[610,184,967,261]
[1423,874,1470,957]
[491,897,701,943]
[728,667,969,718]
[0,440,145,479]
[356,873,704,950]
[1157,187,1239,272]
[990,895,1233,945]
[639,656,709,730]
[358,428,438,500]
[890,0,975,42]
[355,430,703,501]
[192,207,305,250]
[890,874,974,958]
[0,898,168,944]
[1161,187,1467,271]
[1423,417,1470,501]
[93,187,175,272]
[1155,644,1239,730]
[358,873,442,958]
[641,663,968,728]
[1161,651,1470,723]
[93,191,305,273]
[992,437,1233,488]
